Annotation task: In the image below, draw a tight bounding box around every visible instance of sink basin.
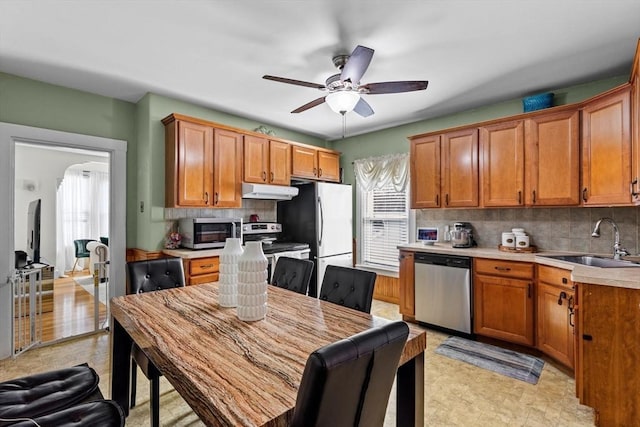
[540,254,640,268]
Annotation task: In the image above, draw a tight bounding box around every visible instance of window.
[354,154,410,272]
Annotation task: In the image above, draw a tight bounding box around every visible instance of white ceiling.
[1,1,639,140]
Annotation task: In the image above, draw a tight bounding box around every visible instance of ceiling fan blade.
[291,96,326,113]
[361,81,429,94]
[340,45,374,84]
[263,75,325,90]
[353,97,374,117]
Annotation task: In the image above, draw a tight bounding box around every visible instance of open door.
[0,122,127,360]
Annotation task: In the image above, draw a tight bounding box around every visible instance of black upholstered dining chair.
[290,321,410,427]
[72,239,95,275]
[0,363,124,427]
[125,257,186,427]
[270,257,314,295]
[318,265,377,313]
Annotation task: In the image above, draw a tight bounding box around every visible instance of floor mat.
[435,336,544,384]
[74,275,108,305]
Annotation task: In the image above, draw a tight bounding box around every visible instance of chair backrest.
[125,258,186,295]
[271,257,314,295]
[73,239,96,258]
[290,321,410,427]
[100,236,109,246]
[319,266,376,313]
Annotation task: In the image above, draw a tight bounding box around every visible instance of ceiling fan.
[263,45,429,117]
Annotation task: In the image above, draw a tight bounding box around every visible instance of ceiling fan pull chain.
[342,112,347,139]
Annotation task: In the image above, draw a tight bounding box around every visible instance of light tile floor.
[0,300,595,426]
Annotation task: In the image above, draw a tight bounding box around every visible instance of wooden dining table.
[110,283,426,427]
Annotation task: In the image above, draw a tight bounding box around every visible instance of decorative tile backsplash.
[417,207,640,255]
[164,199,277,233]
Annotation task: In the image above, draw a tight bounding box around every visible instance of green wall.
[134,93,328,250]
[332,75,629,190]
[0,72,138,246]
[1,71,630,249]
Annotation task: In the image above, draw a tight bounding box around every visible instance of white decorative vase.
[237,241,268,321]
[218,238,243,308]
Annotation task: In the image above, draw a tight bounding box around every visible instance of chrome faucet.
[591,217,630,260]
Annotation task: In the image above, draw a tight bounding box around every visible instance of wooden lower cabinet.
[473,258,534,346]
[577,282,640,427]
[183,256,220,285]
[398,251,415,319]
[536,265,575,369]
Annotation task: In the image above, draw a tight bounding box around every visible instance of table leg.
[111,317,132,416]
[396,352,425,427]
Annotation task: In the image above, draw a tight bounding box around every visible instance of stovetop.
[258,241,310,255]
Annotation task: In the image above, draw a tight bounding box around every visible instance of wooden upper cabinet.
[480,120,525,207]
[165,119,213,207]
[442,128,479,207]
[244,136,291,185]
[212,129,243,208]
[291,145,318,179]
[291,144,341,182]
[581,86,632,206]
[410,135,441,208]
[317,151,340,181]
[632,40,640,205]
[244,135,269,184]
[525,109,580,206]
[269,140,291,185]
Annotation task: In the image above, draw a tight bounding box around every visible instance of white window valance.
[354,153,409,192]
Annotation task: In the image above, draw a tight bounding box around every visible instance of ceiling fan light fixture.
[325,91,360,114]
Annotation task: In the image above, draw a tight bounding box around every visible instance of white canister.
[516,234,530,248]
[501,232,516,248]
[236,241,268,322]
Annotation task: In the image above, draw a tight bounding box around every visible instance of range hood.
[241,183,299,200]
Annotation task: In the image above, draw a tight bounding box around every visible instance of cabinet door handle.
[532,190,536,204]
[435,194,439,205]
[445,194,449,206]
[631,178,639,197]
[583,334,593,341]
[582,187,588,202]
[270,172,274,182]
[318,168,323,177]
[204,192,209,204]
[215,192,219,205]
[527,283,532,298]
[518,190,522,205]
[569,311,575,328]
[557,291,567,305]
[262,171,267,182]
[313,167,317,176]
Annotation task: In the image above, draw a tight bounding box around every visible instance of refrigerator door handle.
[318,196,324,248]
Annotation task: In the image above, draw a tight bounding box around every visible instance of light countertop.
[398,242,640,290]
[163,248,224,259]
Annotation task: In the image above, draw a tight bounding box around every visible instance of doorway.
[14,143,111,347]
[0,122,127,360]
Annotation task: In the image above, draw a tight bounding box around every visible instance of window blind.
[361,184,409,269]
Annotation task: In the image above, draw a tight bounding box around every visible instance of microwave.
[178,218,242,249]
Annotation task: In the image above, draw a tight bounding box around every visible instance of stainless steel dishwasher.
[414,252,472,335]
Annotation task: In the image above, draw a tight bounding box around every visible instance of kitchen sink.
[540,254,640,268]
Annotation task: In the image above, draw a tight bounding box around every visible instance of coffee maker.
[451,222,474,248]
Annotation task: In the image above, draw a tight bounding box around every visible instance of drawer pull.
[582,187,588,202]
[494,266,511,271]
[562,277,568,284]
[583,334,593,341]
[199,264,214,269]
